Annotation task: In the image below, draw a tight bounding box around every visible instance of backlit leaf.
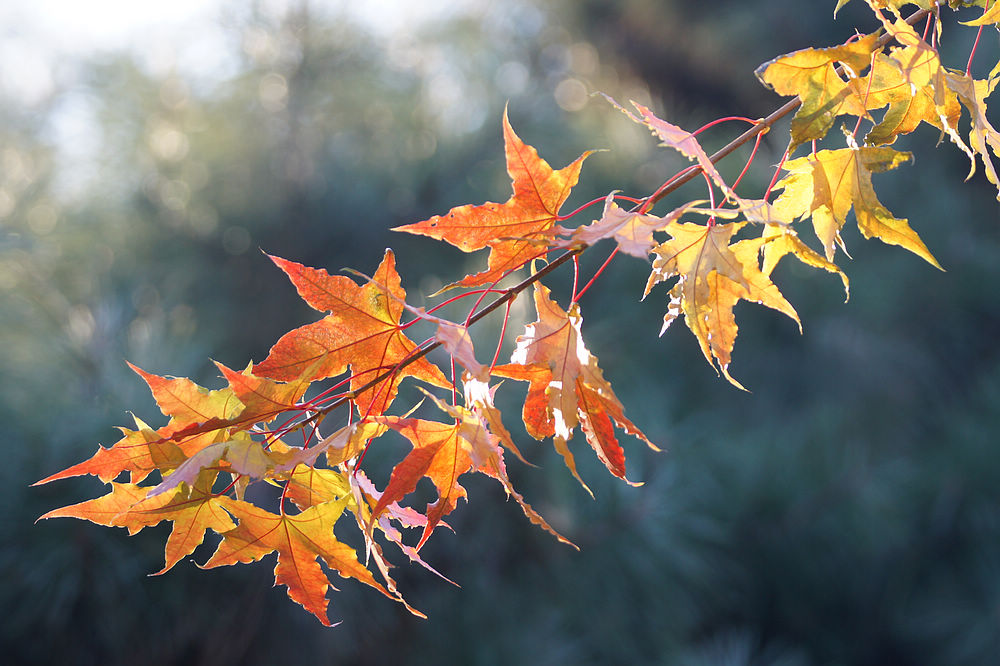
[756,33,880,146]
[494,284,655,493]
[202,498,417,626]
[772,146,942,266]
[254,250,450,415]
[394,109,592,288]
[644,221,800,388]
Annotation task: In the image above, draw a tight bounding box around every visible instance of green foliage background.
[5,1,1000,663]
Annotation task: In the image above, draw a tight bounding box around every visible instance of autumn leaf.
[147,433,295,498]
[34,415,187,485]
[945,71,1000,200]
[349,470,458,585]
[284,464,353,511]
[756,32,880,146]
[859,47,964,147]
[253,250,450,416]
[420,389,574,548]
[345,268,491,382]
[367,416,473,548]
[462,374,530,464]
[113,471,238,575]
[835,0,944,15]
[393,109,592,288]
[493,283,655,493]
[772,146,942,267]
[961,3,1000,25]
[644,221,800,389]
[854,4,972,155]
[129,363,244,429]
[202,497,419,626]
[38,481,149,527]
[760,224,850,299]
[603,95,741,200]
[38,474,238,576]
[560,192,701,259]
[215,362,313,425]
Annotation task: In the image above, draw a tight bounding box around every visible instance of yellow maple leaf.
[644,221,800,389]
[772,146,942,267]
[756,32,880,146]
[945,71,1000,200]
[855,46,964,147]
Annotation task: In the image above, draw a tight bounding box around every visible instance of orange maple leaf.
[37,474,238,576]
[35,362,314,486]
[393,109,591,288]
[370,388,573,549]
[368,416,472,548]
[202,497,420,626]
[34,415,186,485]
[493,283,655,494]
[253,249,449,416]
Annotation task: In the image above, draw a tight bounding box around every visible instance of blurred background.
[5,1,1000,664]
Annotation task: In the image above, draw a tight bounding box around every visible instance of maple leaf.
[340,468,459,591]
[34,415,187,485]
[368,385,572,549]
[760,224,850,299]
[462,374,530,464]
[345,269,491,382]
[756,32,880,147]
[560,193,701,259]
[202,497,419,626]
[129,362,245,429]
[945,71,1000,200]
[253,250,450,416]
[859,47,964,147]
[492,284,655,494]
[854,3,973,157]
[284,463,353,511]
[282,462,452,586]
[215,362,313,425]
[38,474,238,576]
[835,0,948,16]
[393,109,592,288]
[644,221,800,389]
[421,389,574,548]
[603,95,741,201]
[962,3,1000,25]
[36,361,320,487]
[146,433,294,498]
[367,416,473,548]
[112,471,238,575]
[38,481,150,527]
[772,146,942,267]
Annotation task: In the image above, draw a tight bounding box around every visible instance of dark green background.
[5,2,1000,664]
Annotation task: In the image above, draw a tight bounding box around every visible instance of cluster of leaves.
[36,1,1000,626]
